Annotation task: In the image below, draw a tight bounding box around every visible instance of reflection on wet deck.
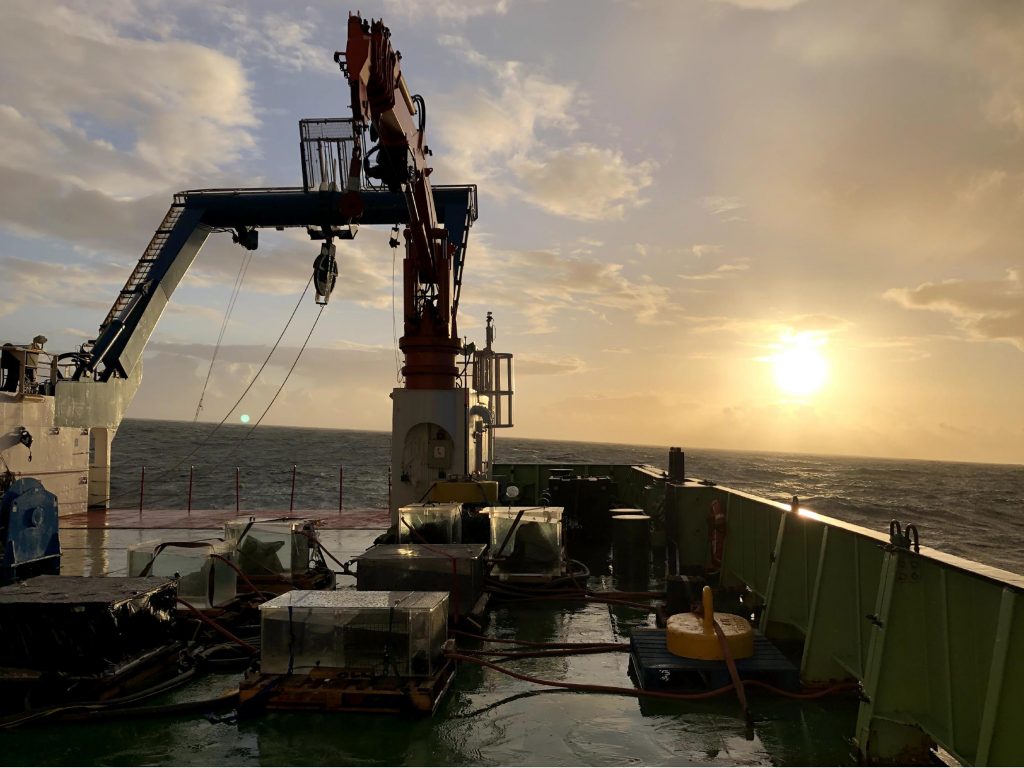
[59,527,383,578]
[60,507,390,530]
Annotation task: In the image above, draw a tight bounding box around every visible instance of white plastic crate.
[223,517,315,577]
[488,506,564,576]
[126,539,236,609]
[259,590,449,677]
[397,503,462,544]
[355,544,486,616]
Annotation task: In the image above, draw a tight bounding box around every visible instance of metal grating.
[629,628,800,691]
[299,118,364,192]
[101,200,185,329]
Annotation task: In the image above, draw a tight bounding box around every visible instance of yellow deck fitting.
[428,481,499,505]
[665,585,754,661]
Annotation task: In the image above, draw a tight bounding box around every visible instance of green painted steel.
[800,526,884,682]
[490,463,663,510]
[721,490,784,599]
[491,463,622,505]
[490,462,1024,765]
[854,550,1024,765]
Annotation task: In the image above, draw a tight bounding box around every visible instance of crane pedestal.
[390,388,492,522]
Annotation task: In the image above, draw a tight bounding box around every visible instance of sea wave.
[108,419,1024,574]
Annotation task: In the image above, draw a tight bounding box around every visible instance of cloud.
[434,36,576,178]
[690,244,723,258]
[382,0,510,23]
[182,228,395,308]
[702,196,745,217]
[709,0,807,8]
[513,145,654,221]
[0,166,170,257]
[134,340,400,427]
[204,6,335,74]
[712,1,1024,267]
[0,1,258,199]
[0,253,129,321]
[432,36,654,219]
[684,311,853,340]
[886,270,1024,350]
[678,263,750,281]
[0,0,265,319]
[515,355,586,376]
[462,241,672,332]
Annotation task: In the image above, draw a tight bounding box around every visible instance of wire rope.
[446,652,859,704]
[245,303,326,434]
[183,298,326,490]
[162,274,314,473]
[82,275,316,510]
[194,251,252,422]
[391,233,402,383]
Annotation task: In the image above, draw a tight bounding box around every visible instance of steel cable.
[194,250,252,423]
[85,275,316,510]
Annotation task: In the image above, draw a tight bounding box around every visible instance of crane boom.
[344,14,460,390]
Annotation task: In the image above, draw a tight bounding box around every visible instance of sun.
[770,333,828,397]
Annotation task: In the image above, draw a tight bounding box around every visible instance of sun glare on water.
[770,333,828,398]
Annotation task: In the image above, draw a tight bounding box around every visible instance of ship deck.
[32,507,866,766]
[24,470,1023,766]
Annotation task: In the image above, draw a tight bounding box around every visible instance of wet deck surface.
[42,511,862,765]
[60,526,382,579]
[60,507,390,530]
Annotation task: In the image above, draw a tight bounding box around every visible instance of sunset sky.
[1,0,1022,464]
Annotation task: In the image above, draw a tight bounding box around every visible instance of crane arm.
[344,14,459,389]
[71,186,475,386]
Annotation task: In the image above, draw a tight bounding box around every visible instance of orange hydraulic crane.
[342,14,460,390]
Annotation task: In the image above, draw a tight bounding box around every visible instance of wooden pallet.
[238,659,456,715]
[629,628,799,691]
[0,643,184,715]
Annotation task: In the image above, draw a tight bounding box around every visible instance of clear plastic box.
[223,517,314,577]
[259,590,449,677]
[355,544,486,616]
[488,506,564,576]
[126,539,237,609]
[397,503,462,544]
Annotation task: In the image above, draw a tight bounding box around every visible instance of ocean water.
[109,418,1024,574]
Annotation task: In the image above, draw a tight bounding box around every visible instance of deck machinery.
[44,14,512,520]
[0,11,512,717]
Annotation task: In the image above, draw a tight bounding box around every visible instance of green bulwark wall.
[494,462,1024,766]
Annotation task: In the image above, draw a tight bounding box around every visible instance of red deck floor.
[60,507,391,530]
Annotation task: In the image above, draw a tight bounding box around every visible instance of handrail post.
[139,466,145,515]
[235,466,240,513]
[187,465,194,516]
[339,465,344,512]
[290,464,297,512]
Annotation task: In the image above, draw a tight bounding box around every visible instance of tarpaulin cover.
[0,575,177,674]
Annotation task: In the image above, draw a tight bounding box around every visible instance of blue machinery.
[0,479,60,586]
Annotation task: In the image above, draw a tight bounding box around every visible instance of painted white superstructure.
[1,350,137,513]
